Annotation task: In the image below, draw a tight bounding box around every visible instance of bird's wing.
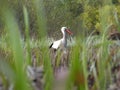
[49,43,53,48]
[52,39,62,49]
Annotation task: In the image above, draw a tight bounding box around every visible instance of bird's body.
[49,27,72,50]
[50,39,62,49]
[49,27,72,74]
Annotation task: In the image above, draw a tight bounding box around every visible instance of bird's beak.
[66,29,73,35]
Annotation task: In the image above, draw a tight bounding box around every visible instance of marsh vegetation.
[0,0,120,90]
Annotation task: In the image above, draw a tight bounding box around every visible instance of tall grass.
[97,0,113,90]
[66,38,88,90]
[23,6,31,65]
[44,49,54,90]
[0,0,50,90]
[2,7,29,90]
[66,0,117,90]
[31,1,54,90]
[0,0,119,90]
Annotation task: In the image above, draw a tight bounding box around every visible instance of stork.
[49,27,72,74]
[49,27,73,51]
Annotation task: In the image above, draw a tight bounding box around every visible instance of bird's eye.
[65,28,67,30]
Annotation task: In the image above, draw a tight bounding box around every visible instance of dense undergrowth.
[0,0,120,90]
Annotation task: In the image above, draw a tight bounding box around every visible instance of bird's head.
[61,27,73,35]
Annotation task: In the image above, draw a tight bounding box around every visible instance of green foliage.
[44,50,53,90]
[0,5,29,89]
[0,0,120,90]
[23,6,31,65]
[82,5,99,32]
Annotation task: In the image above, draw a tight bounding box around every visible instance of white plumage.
[49,27,72,50]
[51,39,62,49]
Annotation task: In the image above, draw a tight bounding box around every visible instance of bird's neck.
[63,32,67,40]
[62,32,68,48]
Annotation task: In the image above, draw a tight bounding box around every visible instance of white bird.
[49,27,73,50]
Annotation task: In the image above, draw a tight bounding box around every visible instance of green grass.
[0,0,119,90]
[23,6,31,65]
